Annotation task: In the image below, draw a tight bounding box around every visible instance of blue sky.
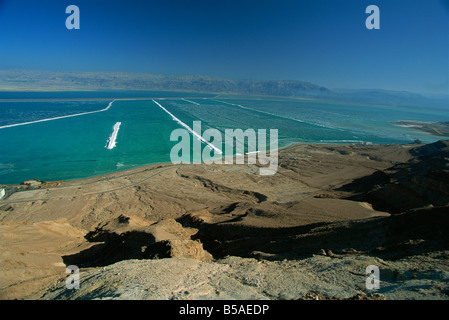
[0,0,448,94]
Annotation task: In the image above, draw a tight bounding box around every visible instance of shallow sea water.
[0,91,446,184]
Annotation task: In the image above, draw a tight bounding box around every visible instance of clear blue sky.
[0,0,448,94]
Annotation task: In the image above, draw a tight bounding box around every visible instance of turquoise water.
[0,91,447,184]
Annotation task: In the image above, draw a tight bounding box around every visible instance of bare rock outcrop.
[340,140,449,213]
[63,216,212,267]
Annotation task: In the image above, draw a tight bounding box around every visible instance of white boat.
[105,122,121,149]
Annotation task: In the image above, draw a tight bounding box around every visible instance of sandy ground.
[1,142,448,300]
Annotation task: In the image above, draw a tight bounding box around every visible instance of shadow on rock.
[188,206,449,261]
[63,216,212,267]
[337,140,449,214]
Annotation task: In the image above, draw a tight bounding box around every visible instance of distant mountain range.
[0,69,447,108]
[328,88,448,108]
[0,69,328,96]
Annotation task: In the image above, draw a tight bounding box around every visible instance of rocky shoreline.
[394,120,449,137]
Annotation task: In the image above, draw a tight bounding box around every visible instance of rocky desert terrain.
[1,140,448,300]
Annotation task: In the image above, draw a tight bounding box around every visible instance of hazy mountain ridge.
[329,88,448,108]
[0,69,447,108]
[0,69,328,97]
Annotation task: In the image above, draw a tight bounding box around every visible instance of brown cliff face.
[340,140,449,214]
[62,216,212,268]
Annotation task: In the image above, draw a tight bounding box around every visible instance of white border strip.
[152,99,222,154]
[0,100,116,130]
